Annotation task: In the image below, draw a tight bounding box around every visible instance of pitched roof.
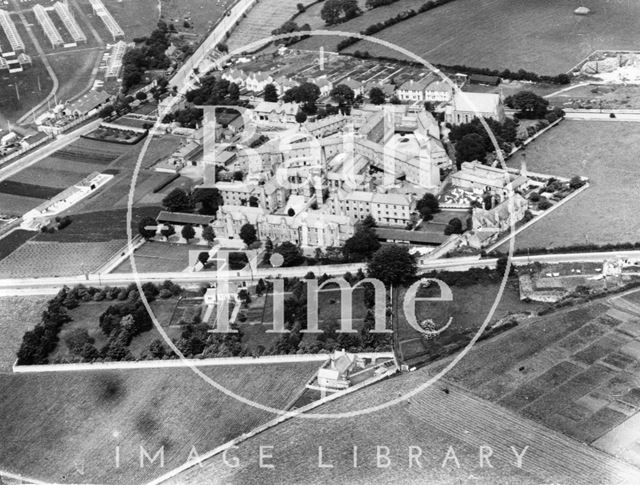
[399,78,432,92]
[453,91,501,114]
[157,211,214,225]
[375,227,447,245]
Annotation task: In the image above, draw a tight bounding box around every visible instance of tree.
[239,223,257,246]
[416,193,440,220]
[444,217,464,235]
[330,84,355,114]
[160,223,175,240]
[369,87,385,105]
[569,175,584,189]
[284,82,320,113]
[181,224,195,243]
[361,214,377,229]
[216,42,228,53]
[287,208,295,216]
[138,216,157,239]
[248,195,260,207]
[198,251,210,266]
[191,187,222,216]
[343,226,380,261]
[297,2,305,12]
[162,188,192,212]
[368,245,417,287]
[274,241,305,267]
[98,104,114,119]
[202,225,215,244]
[504,91,549,119]
[295,110,307,124]
[149,339,165,358]
[135,91,147,101]
[455,133,487,168]
[263,83,278,102]
[65,328,94,355]
[321,0,360,25]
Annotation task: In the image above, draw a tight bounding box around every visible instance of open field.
[0,295,50,371]
[47,47,104,102]
[113,241,207,273]
[160,0,236,39]
[395,277,544,365]
[0,240,126,277]
[0,192,44,216]
[75,0,160,42]
[0,179,62,199]
[499,121,640,251]
[548,83,640,111]
[34,206,161,243]
[432,299,640,445]
[0,362,320,484]
[295,0,640,75]
[227,0,313,53]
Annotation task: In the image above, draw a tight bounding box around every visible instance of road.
[0,118,102,182]
[1,250,638,296]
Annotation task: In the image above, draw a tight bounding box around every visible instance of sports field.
[113,241,207,273]
[160,0,237,38]
[500,121,640,251]
[0,362,320,484]
[297,0,640,75]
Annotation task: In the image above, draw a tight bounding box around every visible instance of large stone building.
[445,92,505,125]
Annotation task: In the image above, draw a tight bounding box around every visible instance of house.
[245,71,273,92]
[221,68,247,86]
[445,91,505,125]
[252,101,300,124]
[423,80,453,102]
[469,73,501,86]
[341,77,363,96]
[451,161,528,193]
[329,190,416,227]
[65,90,111,117]
[317,350,360,389]
[273,76,298,96]
[311,76,333,96]
[396,78,432,102]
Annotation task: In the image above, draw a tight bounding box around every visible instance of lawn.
[113,241,208,273]
[0,240,126,278]
[0,296,50,371]
[0,193,44,216]
[0,229,36,263]
[49,297,182,361]
[0,361,320,484]
[8,165,86,189]
[35,206,162,243]
[75,0,161,42]
[498,121,640,251]
[298,0,640,75]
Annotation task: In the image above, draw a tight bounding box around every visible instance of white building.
[445,92,505,125]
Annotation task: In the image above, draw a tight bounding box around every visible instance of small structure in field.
[574,6,590,15]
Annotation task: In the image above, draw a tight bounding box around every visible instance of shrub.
[537,198,552,210]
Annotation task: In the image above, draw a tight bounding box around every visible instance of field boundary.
[12,352,394,373]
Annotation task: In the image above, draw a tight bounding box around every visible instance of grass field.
[296,0,640,75]
[160,0,236,38]
[499,121,640,251]
[0,362,320,484]
[113,241,207,273]
[34,206,161,243]
[50,297,182,361]
[0,193,44,216]
[395,277,544,365]
[0,240,126,277]
[0,296,50,371]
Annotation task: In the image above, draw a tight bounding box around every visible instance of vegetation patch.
[0,180,64,199]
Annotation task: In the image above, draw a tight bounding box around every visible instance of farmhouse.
[317,350,359,389]
[245,71,273,92]
[445,92,505,125]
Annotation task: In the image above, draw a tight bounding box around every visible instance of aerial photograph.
[1,0,640,483]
